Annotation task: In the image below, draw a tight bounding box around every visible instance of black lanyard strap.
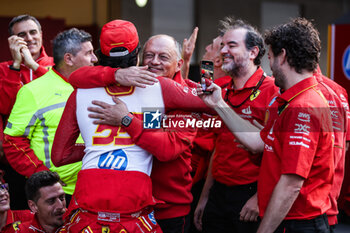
[224,73,266,109]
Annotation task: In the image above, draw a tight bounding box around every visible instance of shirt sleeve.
[124,111,197,162]
[0,65,23,115]
[51,90,85,167]
[2,85,50,177]
[158,77,214,113]
[69,66,118,89]
[279,107,330,179]
[3,134,49,177]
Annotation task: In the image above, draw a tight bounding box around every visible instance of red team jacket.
[0,47,53,148]
[1,209,34,233]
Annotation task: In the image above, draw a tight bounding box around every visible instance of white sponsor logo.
[328,100,336,107]
[289,141,310,148]
[267,134,274,141]
[294,123,310,135]
[340,94,347,102]
[242,106,252,115]
[191,88,198,96]
[264,144,274,152]
[331,110,339,119]
[297,112,310,122]
[183,86,189,93]
[239,114,252,119]
[289,135,311,142]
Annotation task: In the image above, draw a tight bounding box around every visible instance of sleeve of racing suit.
[3,134,49,177]
[124,112,197,162]
[69,66,117,89]
[51,90,85,167]
[157,77,214,113]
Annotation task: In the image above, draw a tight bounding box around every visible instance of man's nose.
[24,33,33,41]
[151,55,161,64]
[91,53,98,63]
[221,45,228,54]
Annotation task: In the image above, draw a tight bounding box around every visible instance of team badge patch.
[102,226,110,233]
[143,110,162,129]
[12,221,20,231]
[250,90,261,101]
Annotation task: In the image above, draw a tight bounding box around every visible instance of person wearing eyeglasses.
[0,170,33,233]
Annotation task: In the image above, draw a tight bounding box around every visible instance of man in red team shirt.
[198,18,334,233]
[17,171,66,233]
[0,14,54,210]
[193,17,278,233]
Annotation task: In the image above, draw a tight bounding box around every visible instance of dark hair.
[8,14,41,35]
[25,171,62,203]
[52,28,92,66]
[219,16,265,65]
[264,18,321,74]
[96,44,140,68]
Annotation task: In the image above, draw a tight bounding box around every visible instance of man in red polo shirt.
[193,17,278,233]
[314,67,349,231]
[198,18,334,233]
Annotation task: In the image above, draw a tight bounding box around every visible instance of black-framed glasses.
[0,183,9,192]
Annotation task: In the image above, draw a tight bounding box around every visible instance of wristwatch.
[121,113,134,127]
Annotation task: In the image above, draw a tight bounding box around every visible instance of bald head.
[142,35,183,79]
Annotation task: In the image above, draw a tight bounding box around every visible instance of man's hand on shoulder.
[115,65,158,88]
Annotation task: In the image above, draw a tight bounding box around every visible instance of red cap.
[100,20,139,57]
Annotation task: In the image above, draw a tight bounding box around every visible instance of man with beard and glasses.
[193,17,278,233]
[17,171,66,233]
[197,18,334,233]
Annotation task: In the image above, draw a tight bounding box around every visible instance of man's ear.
[64,53,74,67]
[279,48,287,65]
[213,55,222,68]
[28,200,38,213]
[249,46,259,62]
[177,58,184,72]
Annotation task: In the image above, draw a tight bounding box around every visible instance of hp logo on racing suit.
[98,149,128,170]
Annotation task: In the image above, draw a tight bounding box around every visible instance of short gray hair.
[141,34,182,62]
[52,28,92,66]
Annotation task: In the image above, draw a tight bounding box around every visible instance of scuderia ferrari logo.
[250,90,261,101]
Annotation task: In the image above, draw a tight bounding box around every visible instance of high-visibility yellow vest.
[5,68,82,195]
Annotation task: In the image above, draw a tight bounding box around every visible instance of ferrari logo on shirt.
[250,90,261,101]
[12,221,21,231]
[102,226,110,233]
